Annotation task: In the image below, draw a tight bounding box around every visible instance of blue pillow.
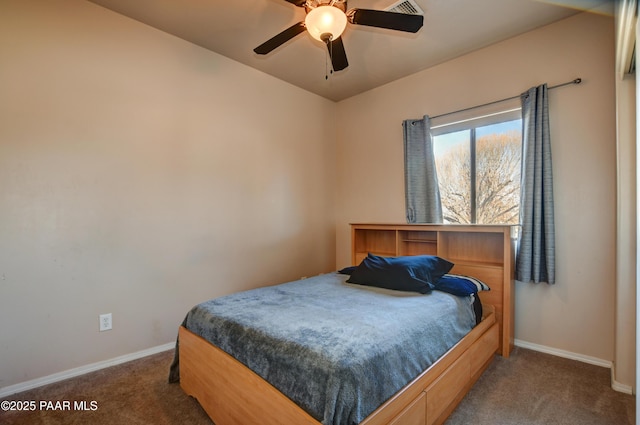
[434,274,491,296]
[346,254,454,294]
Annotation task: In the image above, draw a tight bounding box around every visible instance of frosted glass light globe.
[305,5,347,42]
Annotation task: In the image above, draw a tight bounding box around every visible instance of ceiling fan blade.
[326,36,348,71]
[285,0,307,6]
[254,22,306,55]
[349,9,423,33]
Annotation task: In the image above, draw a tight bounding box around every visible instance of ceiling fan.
[254,0,424,72]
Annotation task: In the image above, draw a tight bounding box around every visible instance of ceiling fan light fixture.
[305,5,347,42]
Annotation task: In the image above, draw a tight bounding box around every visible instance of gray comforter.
[170,272,476,425]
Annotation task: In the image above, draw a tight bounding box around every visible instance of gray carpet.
[0,346,634,424]
[0,350,212,425]
[445,347,635,425]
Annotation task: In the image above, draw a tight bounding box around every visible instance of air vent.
[385,0,424,15]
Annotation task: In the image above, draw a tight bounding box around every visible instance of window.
[432,113,522,225]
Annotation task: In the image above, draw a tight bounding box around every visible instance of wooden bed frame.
[179,223,515,425]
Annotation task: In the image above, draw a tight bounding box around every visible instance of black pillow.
[337,266,357,275]
[434,274,491,297]
[347,254,454,294]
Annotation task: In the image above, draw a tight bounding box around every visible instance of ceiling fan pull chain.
[325,43,329,80]
[325,36,334,80]
[324,37,333,80]
[330,38,334,75]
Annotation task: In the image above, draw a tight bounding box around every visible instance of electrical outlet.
[99,313,112,332]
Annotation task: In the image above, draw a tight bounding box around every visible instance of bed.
[170,223,514,425]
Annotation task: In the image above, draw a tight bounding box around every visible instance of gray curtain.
[516,84,555,284]
[403,115,443,223]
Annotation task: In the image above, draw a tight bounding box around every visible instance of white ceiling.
[87,0,613,102]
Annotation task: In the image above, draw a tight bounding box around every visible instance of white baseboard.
[611,363,635,395]
[514,339,635,395]
[0,342,175,399]
[514,339,612,368]
[611,379,634,395]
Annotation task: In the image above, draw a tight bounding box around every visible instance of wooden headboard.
[350,223,515,357]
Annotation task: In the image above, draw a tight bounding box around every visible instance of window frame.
[431,104,522,225]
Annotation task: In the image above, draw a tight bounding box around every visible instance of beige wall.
[335,12,619,365]
[0,0,336,389]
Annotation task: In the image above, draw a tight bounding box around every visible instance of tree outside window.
[433,120,521,224]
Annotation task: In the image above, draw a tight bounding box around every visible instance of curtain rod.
[430,78,582,120]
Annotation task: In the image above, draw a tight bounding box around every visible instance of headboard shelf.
[350,223,515,357]
[401,238,437,243]
[449,259,504,269]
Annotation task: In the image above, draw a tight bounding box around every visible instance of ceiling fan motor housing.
[305,0,347,14]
